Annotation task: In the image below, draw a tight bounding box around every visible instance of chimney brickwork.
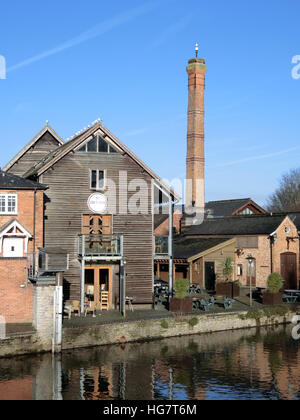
[185,57,207,215]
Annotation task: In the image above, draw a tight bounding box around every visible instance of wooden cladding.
[82,214,112,235]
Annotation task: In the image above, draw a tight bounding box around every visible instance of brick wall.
[0,259,33,323]
[236,217,299,288]
[0,189,44,255]
[0,189,44,323]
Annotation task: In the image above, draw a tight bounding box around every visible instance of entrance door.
[85,266,112,309]
[205,262,216,291]
[281,252,297,289]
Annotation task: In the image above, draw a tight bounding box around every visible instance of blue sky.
[0,0,300,206]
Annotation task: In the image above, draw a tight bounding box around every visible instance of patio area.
[62,293,289,329]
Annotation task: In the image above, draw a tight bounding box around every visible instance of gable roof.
[2,124,64,173]
[23,122,180,200]
[0,170,47,190]
[0,218,32,237]
[185,214,291,236]
[205,198,266,218]
[173,236,235,260]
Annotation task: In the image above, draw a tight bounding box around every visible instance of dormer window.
[78,136,119,154]
[0,194,17,215]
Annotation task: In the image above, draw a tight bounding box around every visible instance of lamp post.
[246,254,255,307]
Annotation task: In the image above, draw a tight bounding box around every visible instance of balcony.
[78,234,122,258]
[154,236,169,257]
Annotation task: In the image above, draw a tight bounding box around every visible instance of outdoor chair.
[209,297,215,306]
[196,286,205,295]
[193,300,201,310]
[72,300,81,317]
[85,301,96,317]
[223,297,235,310]
[155,295,164,308]
[64,304,73,320]
[199,298,214,312]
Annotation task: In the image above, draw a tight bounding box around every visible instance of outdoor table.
[284,290,300,303]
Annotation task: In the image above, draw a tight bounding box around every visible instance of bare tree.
[267,168,300,212]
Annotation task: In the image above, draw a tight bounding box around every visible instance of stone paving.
[63,294,289,329]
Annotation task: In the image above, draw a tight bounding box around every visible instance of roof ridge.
[206,198,251,204]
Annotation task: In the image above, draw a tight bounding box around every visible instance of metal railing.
[78,234,122,257]
[27,252,38,279]
[154,236,169,256]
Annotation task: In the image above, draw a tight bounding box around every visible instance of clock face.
[87,193,108,214]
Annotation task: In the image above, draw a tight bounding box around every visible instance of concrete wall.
[33,286,55,350]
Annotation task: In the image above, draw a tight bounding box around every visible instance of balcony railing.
[154,236,169,256]
[78,234,122,257]
[27,252,38,279]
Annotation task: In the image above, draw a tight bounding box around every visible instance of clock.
[87,193,108,214]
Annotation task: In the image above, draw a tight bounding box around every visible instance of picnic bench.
[283,290,300,304]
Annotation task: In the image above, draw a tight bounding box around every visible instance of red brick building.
[0,171,46,323]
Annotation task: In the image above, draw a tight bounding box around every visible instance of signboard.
[87,193,108,214]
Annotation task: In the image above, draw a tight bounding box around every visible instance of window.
[239,208,254,215]
[0,194,17,214]
[90,170,105,190]
[78,136,119,154]
[237,265,243,276]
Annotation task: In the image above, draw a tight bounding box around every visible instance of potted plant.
[262,273,283,306]
[216,257,240,298]
[169,278,193,313]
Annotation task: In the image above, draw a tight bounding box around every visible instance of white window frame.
[90,169,106,191]
[0,194,18,215]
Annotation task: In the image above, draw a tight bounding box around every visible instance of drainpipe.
[168,196,174,295]
[33,188,37,274]
[269,232,276,274]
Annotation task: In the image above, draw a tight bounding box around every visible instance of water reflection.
[1,325,300,400]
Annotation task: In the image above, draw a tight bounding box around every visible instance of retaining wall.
[0,310,297,358]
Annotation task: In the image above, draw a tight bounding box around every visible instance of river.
[1,324,300,400]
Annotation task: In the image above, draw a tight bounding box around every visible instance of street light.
[246,254,255,307]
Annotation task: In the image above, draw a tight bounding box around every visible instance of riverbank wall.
[0,307,299,358]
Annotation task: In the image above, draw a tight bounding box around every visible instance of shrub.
[244,309,262,320]
[174,278,189,299]
[263,306,289,318]
[267,273,283,294]
[188,317,199,327]
[223,257,234,282]
[161,320,169,329]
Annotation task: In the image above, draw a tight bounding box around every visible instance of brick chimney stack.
[185,48,207,218]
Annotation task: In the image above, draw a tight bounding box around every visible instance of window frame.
[0,194,18,215]
[90,169,106,191]
[77,136,119,154]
